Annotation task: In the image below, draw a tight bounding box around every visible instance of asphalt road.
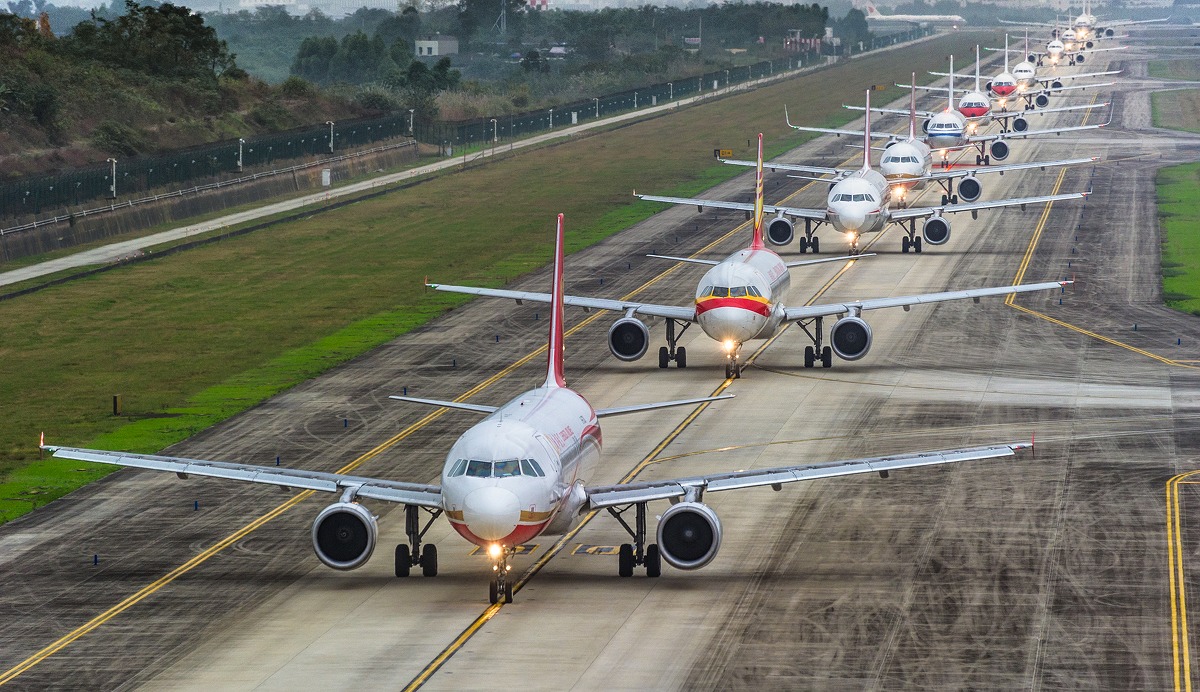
[2,32,1200,691]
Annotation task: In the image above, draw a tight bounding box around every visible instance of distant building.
[415,36,459,57]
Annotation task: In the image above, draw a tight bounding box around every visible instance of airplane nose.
[463,487,521,541]
[839,210,866,232]
[697,308,761,343]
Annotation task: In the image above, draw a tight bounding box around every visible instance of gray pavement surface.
[2,32,1200,691]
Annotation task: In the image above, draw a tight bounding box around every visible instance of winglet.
[751,133,766,250]
[784,105,795,129]
[545,213,567,388]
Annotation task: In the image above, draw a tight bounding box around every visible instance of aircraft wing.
[1023,82,1115,99]
[960,119,1107,146]
[635,193,828,222]
[426,282,696,322]
[42,446,444,508]
[1044,69,1121,82]
[844,104,937,119]
[720,158,843,177]
[782,280,1069,322]
[917,156,1099,183]
[1102,17,1168,27]
[991,102,1104,119]
[888,190,1089,222]
[789,124,896,142]
[585,443,1030,509]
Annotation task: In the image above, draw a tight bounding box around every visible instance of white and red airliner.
[41,215,1035,605]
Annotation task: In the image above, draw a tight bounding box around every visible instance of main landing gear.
[901,219,923,254]
[974,153,992,165]
[799,316,834,369]
[658,318,690,369]
[796,220,821,254]
[488,545,514,604]
[608,502,662,578]
[395,505,443,578]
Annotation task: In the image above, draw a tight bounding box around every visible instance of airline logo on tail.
[545,213,566,388]
[865,4,882,18]
[751,133,765,250]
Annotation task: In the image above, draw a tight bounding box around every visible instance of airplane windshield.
[747,286,763,298]
[730,286,747,297]
[449,459,469,476]
[465,460,492,477]
[493,460,522,478]
[519,459,546,477]
[711,287,729,298]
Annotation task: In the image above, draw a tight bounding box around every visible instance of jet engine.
[1012,116,1029,132]
[1034,93,1050,108]
[957,176,981,202]
[766,215,794,246]
[921,118,931,134]
[656,502,722,570]
[1074,54,1086,64]
[312,502,378,570]
[1027,53,1037,63]
[608,317,649,361]
[989,140,1010,161]
[1104,28,1114,37]
[985,80,993,92]
[1051,80,1064,90]
[1086,40,1094,48]
[923,216,951,245]
[830,315,873,361]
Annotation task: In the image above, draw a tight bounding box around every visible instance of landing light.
[487,543,503,559]
[722,339,736,353]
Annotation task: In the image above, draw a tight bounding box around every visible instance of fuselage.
[694,246,789,346]
[826,171,890,236]
[440,386,600,548]
[880,139,933,200]
[958,89,991,127]
[1012,60,1038,89]
[925,109,968,149]
[990,70,1018,99]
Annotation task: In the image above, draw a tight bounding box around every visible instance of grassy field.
[1148,59,1200,80]
[1151,88,1200,134]
[0,32,994,523]
[1158,162,1200,315]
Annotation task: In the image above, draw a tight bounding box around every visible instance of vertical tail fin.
[908,72,917,140]
[544,213,566,388]
[750,133,765,250]
[1004,33,1010,71]
[862,90,872,172]
[947,54,954,111]
[975,45,981,92]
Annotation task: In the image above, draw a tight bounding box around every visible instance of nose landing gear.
[488,546,514,604]
[724,343,742,379]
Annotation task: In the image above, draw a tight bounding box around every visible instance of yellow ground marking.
[1168,470,1200,691]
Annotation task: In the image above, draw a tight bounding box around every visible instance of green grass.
[1151,89,1200,134]
[1147,59,1200,80]
[0,32,996,524]
[1159,162,1200,316]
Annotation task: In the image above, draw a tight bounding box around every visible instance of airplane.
[858,47,1105,136]
[979,33,1120,109]
[42,214,744,604]
[863,3,965,24]
[428,131,1074,376]
[1028,28,1127,67]
[722,77,1099,218]
[1004,0,1168,42]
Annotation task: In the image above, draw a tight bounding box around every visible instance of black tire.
[395,545,411,578]
[676,347,687,368]
[804,345,815,368]
[914,236,923,253]
[984,155,991,165]
[951,195,959,205]
[821,346,833,368]
[421,544,438,577]
[645,544,662,578]
[798,237,808,254]
[504,581,514,603]
[618,543,634,578]
[810,236,820,253]
[975,155,981,165]
[489,579,499,604]
[901,236,910,253]
[658,346,669,369]
[941,194,948,206]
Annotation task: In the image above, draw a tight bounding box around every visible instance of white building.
[415,36,459,57]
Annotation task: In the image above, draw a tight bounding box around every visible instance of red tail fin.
[751,133,765,250]
[545,213,566,388]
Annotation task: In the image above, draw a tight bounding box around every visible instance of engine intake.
[656,502,722,570]
[923,216,951,245]
[1012,116,1028,132]
[312,502,377,570]
[766,216,794,246]
[608,317,649,361]
[830,316,873,360]
[1034,93,1050,108]
[921,118,931,134]
[957,176,981,203]
[1074,53,1085,64]
[989,140,1010,161]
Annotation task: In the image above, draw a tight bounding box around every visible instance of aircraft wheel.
[645,545,662,578]
[676,347,687,368]
[395,545,411,578]
[821,346,833,368]
[658,347,669,369]
[984,155,991,165]
[804,345,815,368]
[810,236,820,253]
[618,543,635,577]
[941,194,949,206]
[951,195,959,205]
[421,544,438,577]
[975,155,982,165]
[901,236,910,253]
[798,237,808,254]
[504,582,514,604]
[914,236,923,253]
[489,579,499,604]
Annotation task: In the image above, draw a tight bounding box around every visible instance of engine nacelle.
[957,176,981,202]
[1074,53,1085,64]
[1086,40,1094,48]
[657,502,722,570]
[830,315,873,360]
[1027,53,1036,63]
[921,118,931,134]
[923,216,951,245]
[1104,28,1114,37]
[884,138,898,149]
[1035,93,1050,108]
[1051,79,1063,90]
[766,215,794,246]
[989,140,1010,161]
[1012,116,1029,132]
[608,317,649,362]
[312,502,377,571]
[985,80,993,92]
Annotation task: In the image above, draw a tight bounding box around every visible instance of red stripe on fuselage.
[696,297,771,317]
[960,106,989,117]
[992,84,1016,96]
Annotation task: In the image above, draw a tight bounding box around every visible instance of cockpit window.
[449,459,469,477]
[711,286,729,298]
[466,460,492,477]
[700,285,713,298]
[747,286,763,298]
[729,286,747,298]
[493,460,522,478]
[520,459,545,477]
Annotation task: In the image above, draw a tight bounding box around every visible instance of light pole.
[326,121,334,153]
[408,109,415,135]
[237,138,244,171]
[549,107,554,129]
[634,91,638,108]
[107,158,117,199]
[668,82,673,100]
[593,97,599,118]
[724,69,730,89]
[490,118,498,143]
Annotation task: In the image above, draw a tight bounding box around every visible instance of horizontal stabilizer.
[596,394,734,418]
[388,396,498,414]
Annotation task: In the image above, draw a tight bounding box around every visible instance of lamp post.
[237,138,244,171]
[408,109,415,135]
[593,97,599,118]
[724,69,730,88]
[549,107,554,129]
[326,121,334,153]
[490,118,498,143]
[668,81,673,100]
[107,158,117,199]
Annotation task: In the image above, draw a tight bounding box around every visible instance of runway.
[3,31,1200,690]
